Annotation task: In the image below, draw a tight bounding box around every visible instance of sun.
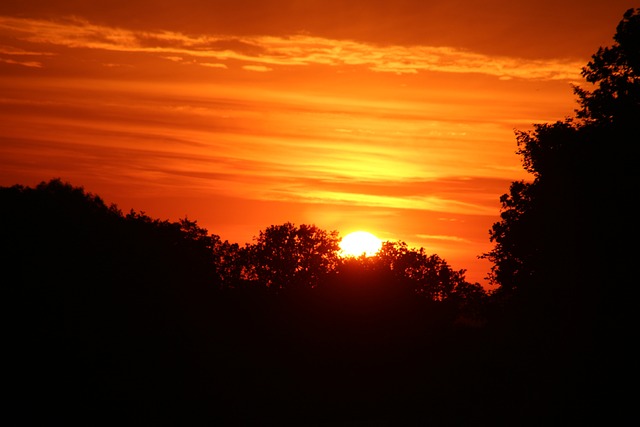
[339,231,383,257]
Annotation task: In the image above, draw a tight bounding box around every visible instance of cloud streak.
[0,16,583,80]
[0,71,516,217]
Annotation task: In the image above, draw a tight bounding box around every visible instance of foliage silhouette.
[2,179,223,407]
[3,178,494,423]
[377,240,485,303]
[484,8,639,308]
[574,8,640,126]
[244,222,341,291]
[479,9,638,424]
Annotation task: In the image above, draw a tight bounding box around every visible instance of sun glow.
[339,231,383,257]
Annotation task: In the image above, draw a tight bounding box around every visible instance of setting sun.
[339,231,383,257]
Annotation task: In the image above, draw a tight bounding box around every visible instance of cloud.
[0,58,42,67]
[0,65,527,218]
[416,234,470,243]
[0,42,55,67]
[242,64,272,72]
[290,190,497,215]
[0,16,583,80]
[200,62,228,69]
[0,45,55,56]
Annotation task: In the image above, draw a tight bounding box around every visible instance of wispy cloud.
[201,62,228,69]
[0,16,583,80]
[242,65,272,72]
[0,45,56,56]
[416,233,471,243]
[0,42,56,67]
[0,58,42,67]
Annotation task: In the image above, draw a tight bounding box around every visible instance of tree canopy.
[574,8,640,126]
[1,178,483,307]
[483,9,639,317]
[244,222,341,291]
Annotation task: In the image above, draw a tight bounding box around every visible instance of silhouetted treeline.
[2,178,491,424]
[2,180,221,408]
[0,181,604,424]
[1,178,487,331]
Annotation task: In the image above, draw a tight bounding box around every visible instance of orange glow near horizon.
[1,1,634,287]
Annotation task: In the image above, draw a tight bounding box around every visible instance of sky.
[1,1,635,287]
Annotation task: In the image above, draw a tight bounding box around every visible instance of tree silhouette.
[210,236,247,289]
[0,179,546,422]
[324,240,487,329]
[2,179,225,406]
[478,13,638,422]
[244,222,341,291]
[575,8,640,126]
[377,240,477,302]
[483,8,639,308]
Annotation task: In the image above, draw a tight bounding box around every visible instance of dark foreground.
[7,279,620,426]
[2,181,626,425]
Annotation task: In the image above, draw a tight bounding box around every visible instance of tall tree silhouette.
[483,8,639,310]
[478,14,638,421]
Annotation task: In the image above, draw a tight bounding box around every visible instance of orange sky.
[1,1,635,287]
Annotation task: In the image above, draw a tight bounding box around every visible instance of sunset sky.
[1,1,635,286]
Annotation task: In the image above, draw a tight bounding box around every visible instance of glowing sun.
[339,231,383,257]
